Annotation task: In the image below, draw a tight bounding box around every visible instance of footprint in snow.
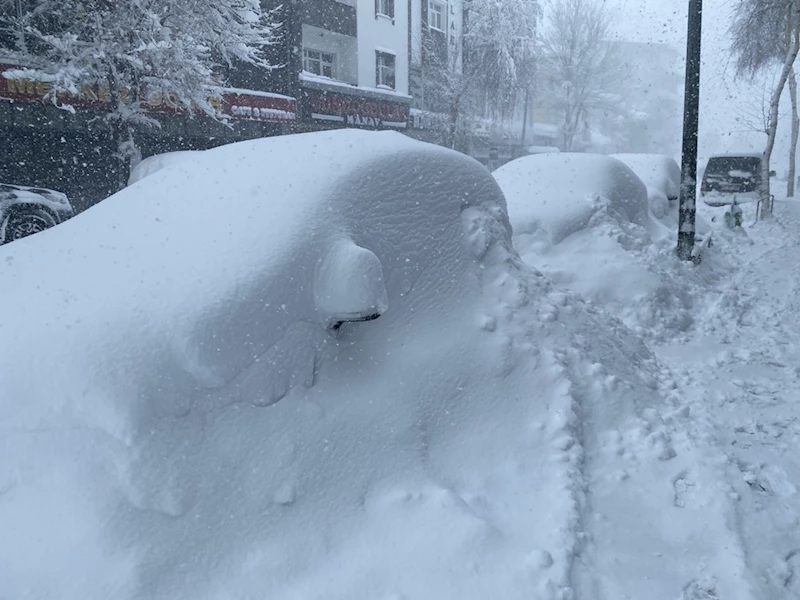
[673,470,697,508]
[743,464,797,497]
[681,578,719,599]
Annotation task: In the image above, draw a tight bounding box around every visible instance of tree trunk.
[761,1,800,219]
[789,68,799,197]
[521,86,530,146]
[446,100,459,150]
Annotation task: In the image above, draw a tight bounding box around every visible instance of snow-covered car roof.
[708,152,763,159]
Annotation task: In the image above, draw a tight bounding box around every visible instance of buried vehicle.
[0,183,74,244]
[611,153,681,218]
[0,131,695,600]
[493,151,702,341]
[493,152,650,245]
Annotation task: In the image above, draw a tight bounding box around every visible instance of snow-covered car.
[611,153,681,218]
[493,152,649,245]
[0,130,693,599]
[127,150,198,186]
[0,183,74,244]
[701,153,762,206]
[493,152,703,339]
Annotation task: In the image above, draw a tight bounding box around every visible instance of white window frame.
[303,48,336,79]
[428,1,445,31]
[375,0,395,19]
[376,51,396,90]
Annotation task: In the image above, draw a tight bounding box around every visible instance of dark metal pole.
[677,0,703,261]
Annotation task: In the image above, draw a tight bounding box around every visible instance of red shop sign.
[0,64,296,123]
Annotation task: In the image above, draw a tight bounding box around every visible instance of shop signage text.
[0,64,296,123]
[307,90,408,128]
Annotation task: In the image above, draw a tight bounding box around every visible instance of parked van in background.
[701,153,763,206]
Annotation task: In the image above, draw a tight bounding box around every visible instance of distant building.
[596,41,683,155]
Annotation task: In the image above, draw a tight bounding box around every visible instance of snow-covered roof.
[708,152,763,159]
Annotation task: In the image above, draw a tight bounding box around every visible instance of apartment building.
[272,0,412,131]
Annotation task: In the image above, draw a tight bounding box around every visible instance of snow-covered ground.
[499,150,800,597]
[657,198,800,599]
[2,130,799,600]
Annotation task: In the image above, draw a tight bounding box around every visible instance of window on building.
[376,51,396,89]
[428,2,445,31]
[303,48,336,79]
[375,0,394,19]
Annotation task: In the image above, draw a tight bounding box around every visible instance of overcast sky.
[601,0,794,168]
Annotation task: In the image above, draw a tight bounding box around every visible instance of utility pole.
[677,0,703,261]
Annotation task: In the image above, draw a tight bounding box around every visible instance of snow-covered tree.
[464,0,541,119]
[417,32,481,150]
[731,0,800,211]
[538,0,623,151]
[0,0,278,173]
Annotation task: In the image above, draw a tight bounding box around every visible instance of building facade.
[0,0,416,209]
[291,0,412,132]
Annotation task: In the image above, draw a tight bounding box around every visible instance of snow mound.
[493,152,649,244]
[1,130,710,600]
[128,150,198,186]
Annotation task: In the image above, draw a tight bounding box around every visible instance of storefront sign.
[0,64,296,123]
[305,89,409,129]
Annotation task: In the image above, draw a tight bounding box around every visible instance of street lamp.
[677,0,703,261]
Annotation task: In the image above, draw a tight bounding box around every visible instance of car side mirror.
[314,237,388,330]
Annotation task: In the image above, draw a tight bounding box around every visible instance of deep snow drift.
[0,131,748,600]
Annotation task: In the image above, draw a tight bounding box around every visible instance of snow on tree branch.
[730,0,794,77]
[464,0,541,117]
[0,0,280,121]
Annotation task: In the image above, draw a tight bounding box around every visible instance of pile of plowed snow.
[0,131,726,599]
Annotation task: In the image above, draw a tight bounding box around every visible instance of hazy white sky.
[601,0,794,167]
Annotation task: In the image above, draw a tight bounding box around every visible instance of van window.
[703,156,761,193]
